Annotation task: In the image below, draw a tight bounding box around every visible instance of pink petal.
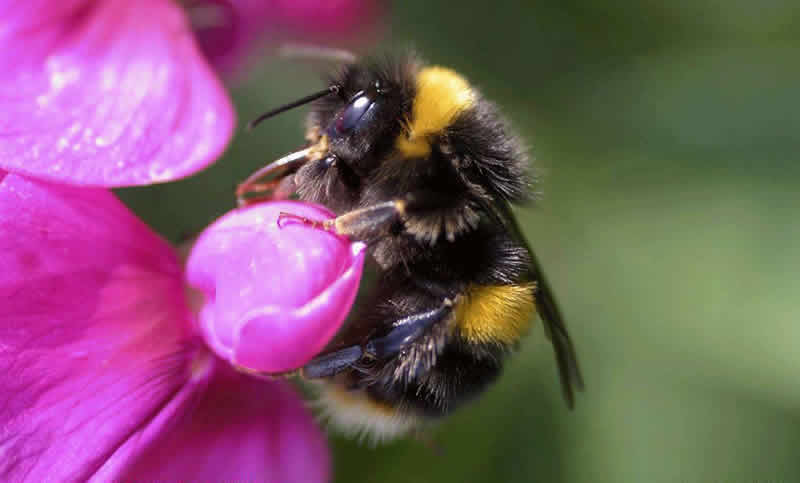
[185,0,264,76]
[121,366,329,482]
[186,201,365,373]
[0,0,234,187]
[272,0,382,37]
[187,0,383,76]
[0,173,200,480]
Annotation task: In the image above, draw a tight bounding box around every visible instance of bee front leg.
[235,147,311,206]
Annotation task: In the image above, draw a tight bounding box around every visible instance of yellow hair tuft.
[395,66,475,158]
[454,283,537,345]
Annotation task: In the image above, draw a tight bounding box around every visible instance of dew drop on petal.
[49,66,79,91]
[101,67,116,91]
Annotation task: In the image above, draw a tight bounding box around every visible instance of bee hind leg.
[301,346,363,379]
[301,299,454,379]
[363,301,453,359]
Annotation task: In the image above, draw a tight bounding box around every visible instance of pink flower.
[0,0,378,480]
[188,203,365,373]
[188,0,382,76]
[0,170,365,480]
[0,0,379,187]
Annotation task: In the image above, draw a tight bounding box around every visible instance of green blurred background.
[119,1,800,481]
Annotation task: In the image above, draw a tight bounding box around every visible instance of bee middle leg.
[279,192,446,243]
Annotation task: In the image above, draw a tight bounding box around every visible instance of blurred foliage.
[118,0,800,481]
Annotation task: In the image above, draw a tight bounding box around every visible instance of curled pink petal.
[188,0,383,76]
[0,0,234,187]
[186,201,365,373]
[272,0,382,38]
[121,366,329,482]
[0,173,200,480]
[186,0,265,75]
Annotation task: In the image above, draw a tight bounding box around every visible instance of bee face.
[291,60,416,211]
[327,81,388,142]
[315,62,413,165]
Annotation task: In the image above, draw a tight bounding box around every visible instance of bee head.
[249,53,529,211]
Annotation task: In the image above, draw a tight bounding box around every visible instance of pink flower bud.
[186,201,365,374]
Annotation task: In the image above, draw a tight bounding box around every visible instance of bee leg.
[363,300,453,360]
[301,346,363,379]
[301,299,454,379]
[236,176,297,206]
[235,147,310,206]
[279,200,402,244]
[279,193,447,243]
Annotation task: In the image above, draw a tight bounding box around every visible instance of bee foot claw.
[277,212,336,233]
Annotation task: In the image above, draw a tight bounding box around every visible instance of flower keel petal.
[186,201,365,373]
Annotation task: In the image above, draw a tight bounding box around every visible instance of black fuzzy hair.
[445,96,532,204]
[306,52,418,141]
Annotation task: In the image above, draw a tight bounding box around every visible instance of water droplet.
[101,67,116,90]
[193,140,210,158]
[351,242,367,256]
[148,163,174,181]
[49,67,79,91]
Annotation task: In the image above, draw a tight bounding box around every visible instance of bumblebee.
[239,51,583,442]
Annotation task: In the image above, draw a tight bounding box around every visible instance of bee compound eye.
[332,90,377,135]
[323,154,337,167]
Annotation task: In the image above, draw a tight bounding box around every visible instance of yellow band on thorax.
[395,66,476,158]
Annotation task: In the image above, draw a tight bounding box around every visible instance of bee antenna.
[247,85,341,131]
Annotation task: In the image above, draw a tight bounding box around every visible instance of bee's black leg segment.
[326,200,403,242]
[364,299,453,360]
[321,192,451,243]
[300,299,453,379]
[277,200,400,242]
[301,346,363,379]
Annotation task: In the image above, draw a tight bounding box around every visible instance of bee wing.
[528,246,585,408]
[487,200,585,408]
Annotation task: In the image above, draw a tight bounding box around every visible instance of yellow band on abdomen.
[454,283,537,345]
